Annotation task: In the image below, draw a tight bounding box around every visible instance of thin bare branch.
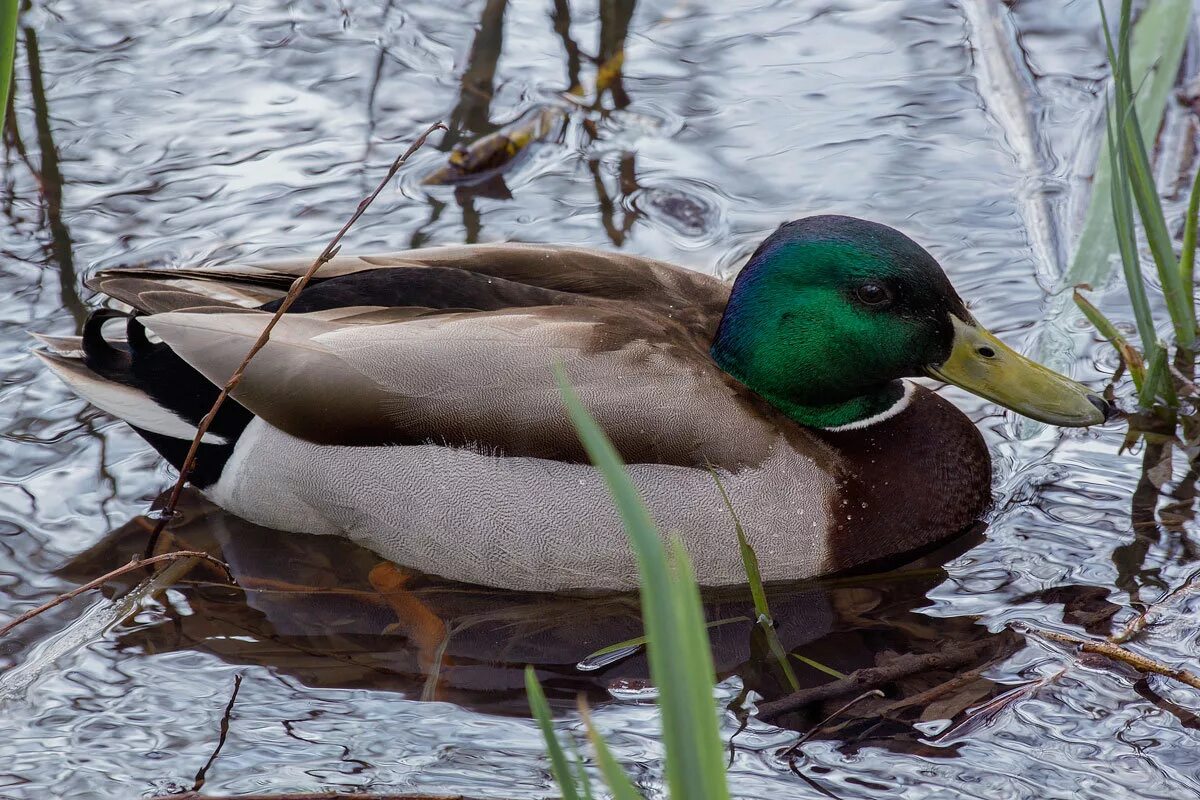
[144,121,445,555]
[1017,623,1200,691]
[0,551,233,639]
[778,689,884,760]
[191,673,243,792]
[756,639,994,721]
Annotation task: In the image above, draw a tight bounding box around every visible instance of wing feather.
[140,305,779,467]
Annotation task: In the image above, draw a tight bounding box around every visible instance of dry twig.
[1015,622,1200,691]
[191,673,243,792]
[0,551,234,639]
[778,689,884,761]
[756,639,994,721]
[145,121,445,555]
[1110,569,1200,644]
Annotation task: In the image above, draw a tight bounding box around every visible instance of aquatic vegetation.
[1075,0,1199,417]
[1067,0,1192,293]
[526,369,730,800]
[0,1,15,133]
[9,2,1200,797]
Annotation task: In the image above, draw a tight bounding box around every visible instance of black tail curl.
[79,307,253,487]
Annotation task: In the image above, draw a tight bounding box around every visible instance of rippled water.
[2,1,1200,798]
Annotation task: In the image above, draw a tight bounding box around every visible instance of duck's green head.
[711,215,1109,430]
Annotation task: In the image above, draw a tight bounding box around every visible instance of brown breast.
[811,384,993,574]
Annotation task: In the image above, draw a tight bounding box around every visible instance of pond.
[2,0,1200,798]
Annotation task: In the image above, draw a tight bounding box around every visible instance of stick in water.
[0,551,234,638]
[143,121,445,556]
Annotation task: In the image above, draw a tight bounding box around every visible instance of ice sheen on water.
[3,0,1200,798]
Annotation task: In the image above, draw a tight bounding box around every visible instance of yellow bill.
[926,316,1109,427]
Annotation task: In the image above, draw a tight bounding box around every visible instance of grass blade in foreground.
[525,666,584,800]
[0,0,16,133]
[579,701,643,800]
[554,363,731,800]
[710,469,802,690]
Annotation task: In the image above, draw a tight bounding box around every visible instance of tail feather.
[28,332,85,358]
[32,347,228,445]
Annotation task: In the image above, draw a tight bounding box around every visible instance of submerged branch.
[756,639,994,721]
[1111,570,1200,644]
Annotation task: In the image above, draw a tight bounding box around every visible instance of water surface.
[2,1,1200,798]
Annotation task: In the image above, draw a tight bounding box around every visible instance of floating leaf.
[423,106,565,185]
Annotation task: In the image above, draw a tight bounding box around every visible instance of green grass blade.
[579,702,644,800]
[708,470,769,621]
[1066,0,1191,289]
[1139,342,1169,408]
[556,365,730,800]
[582,617,751,663]
[525,666,584,800]
[0,0,16,134]
[1073,289,1145,390]
[1101,0,1193,348]
[1122,103,1191,346]
[0,0,15,135]
[569,739,596,800]
[1104,93,1156,353]
[761,623,801,692]
[1180,164,1200,332]
[707,471,801,691]
[792,653,848,681]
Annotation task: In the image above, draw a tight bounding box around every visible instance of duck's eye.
[854,282,892,307]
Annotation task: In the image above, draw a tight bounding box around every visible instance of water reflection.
[4,24,86,330]
[63,489,1008,745]
[426,0,642,244]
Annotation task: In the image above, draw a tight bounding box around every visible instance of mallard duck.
[34,216,1108,591]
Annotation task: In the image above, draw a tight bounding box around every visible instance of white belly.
[207,418,835,591]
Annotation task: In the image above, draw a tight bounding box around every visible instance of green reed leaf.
[792,653,849,681]
[1073,289,1146,390]
[1067,0,1191,290]
[579,701,644,800]
[0,1,16,134]
[708,470,768,621]
[556,365,731,800]
[583,616,751,662]
[1139,342,1170,408]
[1180,164,1200,326]
[526,666,585,800]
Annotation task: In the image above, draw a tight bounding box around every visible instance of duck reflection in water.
[62,489,1058,753]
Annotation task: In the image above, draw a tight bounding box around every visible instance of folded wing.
[140,304,781,468]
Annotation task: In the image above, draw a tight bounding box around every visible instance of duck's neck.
[725,366,909,430]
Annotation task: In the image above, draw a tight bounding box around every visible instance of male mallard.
[35,216,1108,591]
